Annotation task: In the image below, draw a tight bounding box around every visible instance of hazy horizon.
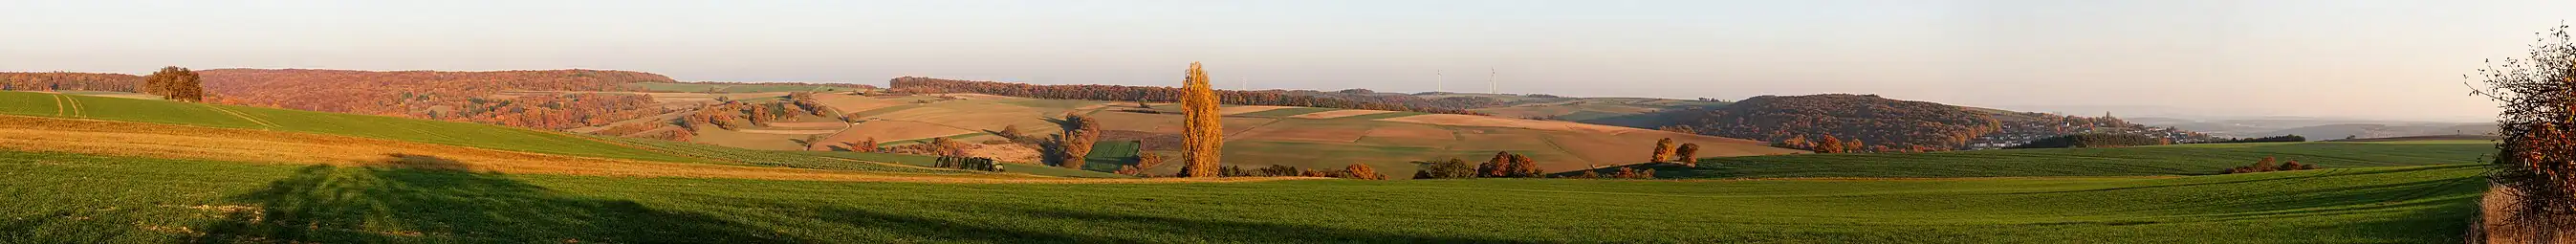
[10,0,2572,122]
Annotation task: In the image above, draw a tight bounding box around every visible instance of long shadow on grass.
[193,154,804,243]
[749,199,1530,243]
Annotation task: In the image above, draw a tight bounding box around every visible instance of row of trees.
[1667,94,2003,153]
[886,77,1488,115]
[2192,135,2307,144]
[1648,139,1704,165]
[2219,157,2317,174]
[0,72,142,92]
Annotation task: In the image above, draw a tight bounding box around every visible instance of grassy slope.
[1607,141,2493,179]
[0,150,2480,243]
[0,91,695,163]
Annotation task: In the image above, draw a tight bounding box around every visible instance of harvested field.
[733,129,840,135]
[762,122,851,129]
[1356,123,1457,146]
[1218,105,1297,115]
[811,93,911,114]
[0,115,1302,184]
[1287,109,1398,119]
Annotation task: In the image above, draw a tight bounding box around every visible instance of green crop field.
[0,150,2482,243]
[64,96,269,128]
[1601,141,2495,179]
[0,92,60,117]
[1079,141,1144,172]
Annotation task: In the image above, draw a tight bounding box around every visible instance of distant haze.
[7,0,2570,122]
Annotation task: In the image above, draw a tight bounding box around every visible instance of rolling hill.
[702,92,1803,176]
[0,91,1132,180]
[0,90,2501,243]
[1572,140,2493,179]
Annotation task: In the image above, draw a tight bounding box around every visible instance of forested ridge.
[197,69,677,130]
[1664,94,2001,152]
[888,77,1488,115]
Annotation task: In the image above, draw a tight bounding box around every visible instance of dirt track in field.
[0,115,1313,184]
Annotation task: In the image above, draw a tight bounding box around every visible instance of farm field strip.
[0,155,2485,243]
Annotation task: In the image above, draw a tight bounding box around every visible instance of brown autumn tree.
[1177,62,1226,177]
[1117,152,1168,177]
[1506,153,1542,178]
[1816,135,1848,154]
[1479,151,1513,177]
[845,137,880,152]
[142,66,204,102]
[1344,164,1384,180]
[1674,144,1702,166]
[2471,24,2576,242]
[1053,114,1102,169]
[1650,138,1677,163]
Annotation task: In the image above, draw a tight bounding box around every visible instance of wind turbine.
[1436,70,1445,93]
[1487,68,1496,95]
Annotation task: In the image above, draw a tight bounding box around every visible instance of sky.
[6,0,2571,122]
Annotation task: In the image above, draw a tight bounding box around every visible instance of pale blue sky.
[5,0,2569,122]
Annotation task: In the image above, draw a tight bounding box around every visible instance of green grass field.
[1604,141,2495,179]
[0,150,2482,243]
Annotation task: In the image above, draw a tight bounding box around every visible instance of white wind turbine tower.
[1436,70,1445,93]
[1487,68,1496,95]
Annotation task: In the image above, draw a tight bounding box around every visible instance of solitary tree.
[1674,144,1702,166]
[1344,164,1384,180]
[1650,138,1677,163]
[2470,24,2576,241]
[1817,136,1848,154]
[1176,62,1226,177]
[142,66,203,102]
[1053,114,1102,169]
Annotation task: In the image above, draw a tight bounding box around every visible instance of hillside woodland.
[197,69,677,130]
[887,77,1488,115]
[1663,94,2001,152]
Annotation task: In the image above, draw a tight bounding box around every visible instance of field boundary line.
[199,104,281,129]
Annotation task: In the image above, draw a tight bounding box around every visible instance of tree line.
[0,72,142,92]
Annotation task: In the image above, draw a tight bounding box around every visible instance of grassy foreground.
[1610,141,2496,179]
[1,150,2482,243]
